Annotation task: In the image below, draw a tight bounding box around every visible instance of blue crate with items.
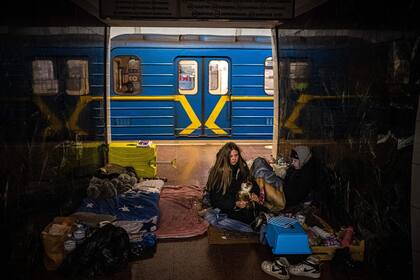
[265,217,312,255]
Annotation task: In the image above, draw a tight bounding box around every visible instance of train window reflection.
[32,60,58,95]
[178,60,198,95]
[264,57,274,95]
[66,60,89,95]
[289,61,310,91]
[113,56,141,95]
[209,60,228,95]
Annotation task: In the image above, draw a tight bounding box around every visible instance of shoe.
[288,255,321,278]
[261,258,290,279]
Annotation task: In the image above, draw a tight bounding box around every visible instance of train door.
[175,57,231,137]
[203,58,230,137]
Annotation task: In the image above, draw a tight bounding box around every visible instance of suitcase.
[108,142,157,178]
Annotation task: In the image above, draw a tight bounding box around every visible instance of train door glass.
[175,57,230,137]
[175,59,202,136]
[204,58,231,136]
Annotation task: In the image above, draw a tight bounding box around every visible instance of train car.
[110,34,274,140]
[0,34,106,142]
[1,33,410,144]
[0,34,107,181]
[109,34,393,142]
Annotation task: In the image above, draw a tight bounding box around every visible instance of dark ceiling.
[1,0,419,30]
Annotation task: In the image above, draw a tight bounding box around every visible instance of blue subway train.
[1,33,402,142]
[110,34,274,140]
[0,34,275,141]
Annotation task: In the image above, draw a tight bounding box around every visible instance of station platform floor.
[38,140,377,280]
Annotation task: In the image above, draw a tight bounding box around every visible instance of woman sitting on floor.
[205,142,262,225]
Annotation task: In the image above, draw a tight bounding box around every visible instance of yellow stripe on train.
[70,95,275,136]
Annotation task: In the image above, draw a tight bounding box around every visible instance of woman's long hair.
[206,142,249,195]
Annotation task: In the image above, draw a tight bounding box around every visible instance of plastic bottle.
[341,226,354,247]
[311,226,331,239]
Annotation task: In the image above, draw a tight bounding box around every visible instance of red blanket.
[155,185,209,239]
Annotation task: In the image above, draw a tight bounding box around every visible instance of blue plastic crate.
[265,220,312,255]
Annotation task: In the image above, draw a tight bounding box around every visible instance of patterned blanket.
[78,181,162,241]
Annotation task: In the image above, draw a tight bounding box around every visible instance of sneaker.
[261,258,290,280]
[288,255,321,278]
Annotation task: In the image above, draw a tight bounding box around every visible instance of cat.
[236,181,254,209]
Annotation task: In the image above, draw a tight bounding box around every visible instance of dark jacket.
[208,164,259,224]
[284,147,320,207]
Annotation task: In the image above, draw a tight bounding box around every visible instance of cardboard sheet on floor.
[207,226,258,244]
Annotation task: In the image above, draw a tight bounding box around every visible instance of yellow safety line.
[204,95,229,135]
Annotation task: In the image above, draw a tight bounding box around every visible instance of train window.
[208,60,229,95]
[289,61,310,91]
[264,57,274,95]
[178,60,198,95]
[32,60,58,95]
[66,60,89,95]
[113,56,141,95]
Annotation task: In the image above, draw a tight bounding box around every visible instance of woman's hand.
[250,193,260,203]
[235,200,247,209]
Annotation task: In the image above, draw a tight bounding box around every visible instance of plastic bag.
[59,224,130,278]
[41,217,76,271]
